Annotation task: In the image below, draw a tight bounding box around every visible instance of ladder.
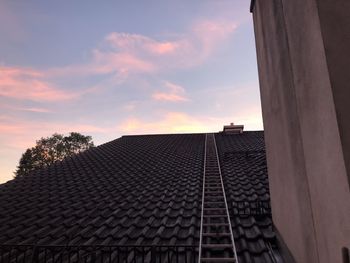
[198,134,238,263]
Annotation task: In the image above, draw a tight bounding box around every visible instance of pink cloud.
[190,20,237,61]
[0,123,26,134]
[0,104,52,113]
[119,112,214,134]
[95,19,238,77]
[105,19,237,63]
[0,67,77,101]
[152,81,189,102]
[119,109,262,136]
[46,50,157,80]
[148,42,178,55]
[152,93,186,102]
[19,107,52,113]
[106,33,179,55]
[0,118,111,151]
[92,50,156,75]
[37,19,238,87]
[119,81,264,135]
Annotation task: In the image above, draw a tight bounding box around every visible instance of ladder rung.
[201,258,236,262]
[204,212,226,216]
[204,181,220,183]
[204,213,226,217]
[204,198,224,201]
[202,244,233,249]
[199,134,237,262]
[202,223,229,226]
[203,215,228,218]
[205,179,220,181]
[203,233,231,237]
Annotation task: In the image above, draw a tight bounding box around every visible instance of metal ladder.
[198,134,238,263]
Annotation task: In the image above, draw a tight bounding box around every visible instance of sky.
[0,0,262,184]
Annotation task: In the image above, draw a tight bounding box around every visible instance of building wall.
[251,0,350,262]
[316,0,350,187]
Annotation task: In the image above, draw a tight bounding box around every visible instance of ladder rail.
[198,134,208,263]
[198,134,239,263]
[212,134,239,262]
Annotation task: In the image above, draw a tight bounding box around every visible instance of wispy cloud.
[106,33,179,55]
[34,18,239,108]
[0,103,52,113]
[119,112,216,134]
[119,108,262,136]
[0,67,77,101]
[0,118,111,150]
[152,81,189,102]
[100,19,238,76]
[17,107,52,113]
[0,1,258,185]
[92,49,157,75]
[0,18,238,104]
[189,20,238,64]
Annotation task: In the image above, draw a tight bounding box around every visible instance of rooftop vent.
[223,123,244,134]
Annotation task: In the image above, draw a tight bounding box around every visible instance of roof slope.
[0,131,281,262]
[215,132,281,262]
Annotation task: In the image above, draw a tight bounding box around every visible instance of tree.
[15,132,94,178]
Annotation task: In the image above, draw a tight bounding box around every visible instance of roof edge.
[122,130,264,137]
[250,0,256,13]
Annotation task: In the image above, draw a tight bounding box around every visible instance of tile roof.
[0,131,282,262]
[215,132,281,263]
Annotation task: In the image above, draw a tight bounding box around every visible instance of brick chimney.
[223,123,244,134]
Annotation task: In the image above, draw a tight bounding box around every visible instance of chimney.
[223,123,244,134]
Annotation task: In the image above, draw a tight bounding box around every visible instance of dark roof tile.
[0,132,281,262]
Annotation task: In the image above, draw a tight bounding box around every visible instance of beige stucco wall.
[252,0,350,262]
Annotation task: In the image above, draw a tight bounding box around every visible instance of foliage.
[15,132,94,178]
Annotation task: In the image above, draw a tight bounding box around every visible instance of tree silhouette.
[15,132,94,178]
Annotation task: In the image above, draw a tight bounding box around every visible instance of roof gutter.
[250,0,256,13]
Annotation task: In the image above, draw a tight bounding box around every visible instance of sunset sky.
[0,0,262,183]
